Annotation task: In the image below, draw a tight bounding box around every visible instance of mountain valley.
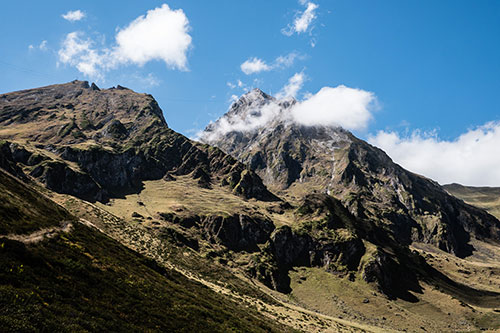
[1,81,500,332]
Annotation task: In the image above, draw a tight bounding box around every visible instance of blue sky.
[1,1,500,185]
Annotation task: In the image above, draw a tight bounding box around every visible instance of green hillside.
[0,170,290,332]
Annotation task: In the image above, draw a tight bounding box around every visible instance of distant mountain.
[201,88,500,258]
[444,183,500,220]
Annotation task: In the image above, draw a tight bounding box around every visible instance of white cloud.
[240,52,302,75]
[276,72,305,99]
[62,10,86,22]
[58,4,192,80]
[282,2,319,36]
[114,4,191,69]
[240,57,271,75]
[39,40,48,51]
[229,94,239,103]
[291,85,376,130]
[28,40,49,51]
[201,99,284,141]
[275,52,300,68]
[294,2,319,33]
[368,122,500,186]
[58,32,104,79]
[135,73,161,87]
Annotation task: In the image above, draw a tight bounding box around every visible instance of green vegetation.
[0,171,290,332]
[0,170,72,235]
[0,223,288,332]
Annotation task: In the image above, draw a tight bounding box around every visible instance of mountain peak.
[243,87,272,100]
[0,81,167,146]
[229,88,275,112]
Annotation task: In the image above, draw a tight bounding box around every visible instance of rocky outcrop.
[250,224,365,293]
[30,160,106,202]
[248,194,366,292]
[334,139,500,258]
[201,214,275,252]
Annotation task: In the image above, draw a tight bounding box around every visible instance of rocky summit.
[2,82,500,332]
[201,88,500,258]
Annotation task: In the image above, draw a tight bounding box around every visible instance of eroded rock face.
[246,194,368,292]
[30,161,106,202]
[201,214,275,252]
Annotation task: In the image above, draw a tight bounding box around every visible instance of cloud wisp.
[282,2,319,37]
[58,4,192,80]
[240,58,271,75]
[275,72,305,99]
[62,10,86,22]
[29,40,48,51]
[368,123,500,186]
[240,52,302,75]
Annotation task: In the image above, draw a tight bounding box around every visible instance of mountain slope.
[0,168,291,332]
[201,89,500,258]
[3,82,500,332]
[444,183,500,220]
[0,81,276,202]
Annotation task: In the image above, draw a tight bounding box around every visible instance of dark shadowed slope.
[0,168,291,332]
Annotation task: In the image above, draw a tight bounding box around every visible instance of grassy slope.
[444,183,500,219]
[89,175,500,332]
[0,169,73,235]
[0,170,291,332]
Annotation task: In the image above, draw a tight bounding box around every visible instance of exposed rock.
[29,160,106,202]
[131,212,144,219]
[201,214,275,252]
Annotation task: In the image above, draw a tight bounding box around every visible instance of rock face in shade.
[0,81,277,202]
[201,88,500,258]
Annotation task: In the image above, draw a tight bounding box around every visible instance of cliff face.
[201,89,500,258]
[0,81,276,202]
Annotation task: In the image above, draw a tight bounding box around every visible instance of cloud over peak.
[291,85,376,130]
[202,73,377,142]
[276,72,305,99]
